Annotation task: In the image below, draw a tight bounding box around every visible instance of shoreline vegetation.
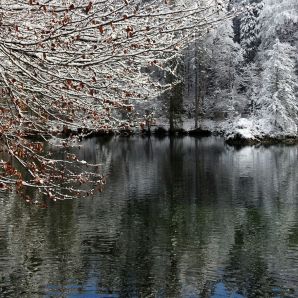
[58,123,298,146]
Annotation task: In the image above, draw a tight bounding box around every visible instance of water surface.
[0,137,298,297]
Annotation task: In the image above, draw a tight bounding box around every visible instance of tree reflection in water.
[0,137,298,297]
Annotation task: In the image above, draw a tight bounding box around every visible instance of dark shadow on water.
[0,136,298,297]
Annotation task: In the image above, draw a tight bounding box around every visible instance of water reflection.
[0,137,298,297]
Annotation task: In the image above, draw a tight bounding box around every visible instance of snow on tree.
[194,18,244,122]
[260,0,298,47]
[0,0,234,201]
[238,61,261,114]
[239,0,263,62]
[178,1,245,128]
[226,0,298,141]
[256,39,298,136]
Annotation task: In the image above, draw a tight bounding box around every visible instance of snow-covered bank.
[57,114,298,145]
[152,116,298,145]
[224,117,298,145]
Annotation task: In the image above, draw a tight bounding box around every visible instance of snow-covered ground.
[152,115,298,144]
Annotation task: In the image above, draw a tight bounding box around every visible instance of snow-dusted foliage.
[187,0,298,141]
[240,0,263,62]
[238,0,298,139]
[256,40,298,136]
[180,9,244,129]
[260,0,298,46]
[0,0,232,199]
[202,19,244,118]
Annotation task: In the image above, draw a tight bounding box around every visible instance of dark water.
[1,137,298,298]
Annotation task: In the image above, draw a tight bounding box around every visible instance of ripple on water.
[0,137,298,297]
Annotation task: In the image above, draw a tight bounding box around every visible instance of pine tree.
[203,19,244,118]
[257,39,298,135]
[240,0,263,62]
[260,0,298,48]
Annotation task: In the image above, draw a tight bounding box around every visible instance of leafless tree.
[0,0,233,202]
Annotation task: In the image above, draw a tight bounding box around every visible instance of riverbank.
[142,117,298,146]
[56,117,298,146]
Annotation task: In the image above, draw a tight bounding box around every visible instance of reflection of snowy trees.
[0,138,298,296]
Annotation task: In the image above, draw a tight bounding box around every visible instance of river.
[0,136,298,297]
